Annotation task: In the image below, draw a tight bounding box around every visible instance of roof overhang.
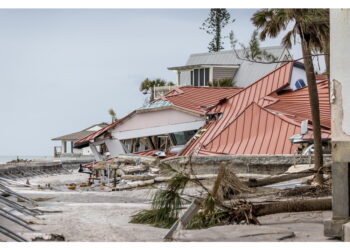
[168,64,240,71]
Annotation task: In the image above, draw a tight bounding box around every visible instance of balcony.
[153,85,179,99]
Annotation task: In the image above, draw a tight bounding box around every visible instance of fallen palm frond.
[186,199,260,229]
[130,173,190,228]
[130,209,177,228]
[131,159,332,232]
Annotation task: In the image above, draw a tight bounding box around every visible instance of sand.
[1,171,340,242]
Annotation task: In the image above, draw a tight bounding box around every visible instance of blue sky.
[0,9,307,156]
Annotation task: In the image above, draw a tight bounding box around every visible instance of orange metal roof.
[135,149,176,158]
[200,103,330,155]
[159,86,242,115]
[75,87,241,148]
[266,81,331,128]
[181,62,294,155]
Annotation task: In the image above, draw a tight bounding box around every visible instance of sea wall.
[0,157,94,178]
[161,154,332,175]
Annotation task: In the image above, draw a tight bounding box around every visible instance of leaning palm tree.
[252,9,329,184]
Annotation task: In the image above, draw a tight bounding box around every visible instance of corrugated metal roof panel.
[181,62,294,156]
[159,86,243,115]
[200,103,330,155]
[137,100,172,111]
[266,81,331,128]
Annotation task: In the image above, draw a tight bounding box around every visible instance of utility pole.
[324,9,350,241]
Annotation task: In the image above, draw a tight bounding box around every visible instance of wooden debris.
[244,170,315,188]
[120,164,148,174]
[67,184,76,190]
[114,179,155,191]
[121,175,155,181]
[115,154,159,166]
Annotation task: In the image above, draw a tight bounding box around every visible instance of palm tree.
[139,78,174,102]
[252,9,329,184]
[108,108,116,123]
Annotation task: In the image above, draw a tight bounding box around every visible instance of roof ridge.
[188,46,285,57]
[176,86,243,90]
[223,62,293,101]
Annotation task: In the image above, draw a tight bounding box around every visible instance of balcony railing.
[153,85,178,99]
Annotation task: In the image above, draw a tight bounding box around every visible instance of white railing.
[153,85,178,99]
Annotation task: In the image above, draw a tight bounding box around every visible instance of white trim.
[113,120,205,140]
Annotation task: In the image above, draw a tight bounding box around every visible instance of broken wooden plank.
[121,175,155,181]
[114,179,155,191]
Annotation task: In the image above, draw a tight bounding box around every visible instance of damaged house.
[167,46,292,88]
[73,87,242,161]
[180,61,331,156]
[75,49,330,162]
[51,123,108,157]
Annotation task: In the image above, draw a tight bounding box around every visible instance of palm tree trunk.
[253,198,331,216]
[324,40,330,79]
[301,38,324,185]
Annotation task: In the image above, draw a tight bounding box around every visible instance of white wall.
[330,9,350,141]
[113,108,203,133]
[179,71,191,86]
[288,66,308,90]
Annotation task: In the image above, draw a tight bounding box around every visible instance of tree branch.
[233,48,328,65]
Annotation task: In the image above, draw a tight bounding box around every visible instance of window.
[193,69,199,86]
[205,68,209,84]
[190,68,210,86]
[170,130,197,145]
[295,79,306,89]
[199,68,204,86]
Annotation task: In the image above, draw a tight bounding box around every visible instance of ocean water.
[0,155,52,164]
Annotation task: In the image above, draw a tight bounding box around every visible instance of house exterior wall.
[288,66,308,90]
[213,67,236,81]
[112,109,204,133]
[179,70,191,86]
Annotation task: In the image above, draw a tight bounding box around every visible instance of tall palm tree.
[252,9,329,184]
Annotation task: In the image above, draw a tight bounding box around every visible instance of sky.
[0,8,309,156]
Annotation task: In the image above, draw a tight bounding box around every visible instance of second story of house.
[167,46,292,88]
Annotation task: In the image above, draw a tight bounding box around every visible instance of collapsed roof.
[51,123,108,142]
[180,62,331,156]
[74,86,242,148]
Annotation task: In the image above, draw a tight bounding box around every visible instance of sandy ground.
[0,171,340,242]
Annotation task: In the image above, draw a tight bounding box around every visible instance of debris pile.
[129,159,332,241]
[77,155,162,191]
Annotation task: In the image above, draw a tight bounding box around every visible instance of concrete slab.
[324,218,349,238]
[174,225,295,242]
[343,222,350,241]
